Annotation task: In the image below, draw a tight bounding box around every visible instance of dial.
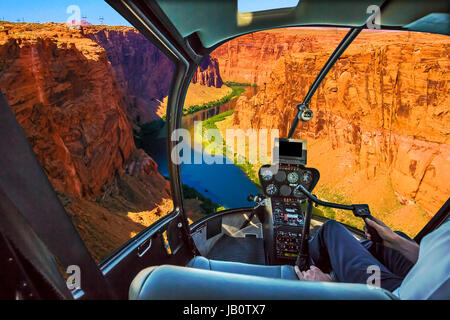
[265,184,278,196]
[280,185,292,197]
[287,172,299,184]
[260,168,273,181]
[301,171,312,184]
[274,170,286,182]
[293,187,304,198]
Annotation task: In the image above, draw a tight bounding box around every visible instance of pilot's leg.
[309,220,403,291]
[361,231,415,278]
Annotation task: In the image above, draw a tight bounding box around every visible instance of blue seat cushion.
[129,264,396,300]
[187,256,298,280]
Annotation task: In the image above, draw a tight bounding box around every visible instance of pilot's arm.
[365,218,420,264]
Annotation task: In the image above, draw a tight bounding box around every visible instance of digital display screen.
[279,140,303,158]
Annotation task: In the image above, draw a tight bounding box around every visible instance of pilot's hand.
[295,265,333,282]
[365,217,398,249]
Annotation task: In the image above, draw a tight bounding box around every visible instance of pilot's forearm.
[392,234,420,264]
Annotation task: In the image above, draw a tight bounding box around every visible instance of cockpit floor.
[206,234,265,265]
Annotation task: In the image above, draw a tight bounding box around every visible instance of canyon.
[0,21,448,256]
[0,23,175,261]
[192,55,223,88]
[223,30,449,235]
[0,22,225,262]
[85,26,224,125]
[211,28,350,85]
[84,26,175,125]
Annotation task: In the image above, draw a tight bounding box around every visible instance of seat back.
[130,265,397,300]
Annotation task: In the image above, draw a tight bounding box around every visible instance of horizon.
[0,0,131,26]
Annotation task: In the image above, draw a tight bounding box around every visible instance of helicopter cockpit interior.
[0,0,449,301]
[128,135,394,300]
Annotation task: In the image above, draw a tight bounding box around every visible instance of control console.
[275,229,303,259]
[269,198,305,259]
[259,138,320,261]
[259,164,319,201]
[260,164,319,261]
[271,199,304,226]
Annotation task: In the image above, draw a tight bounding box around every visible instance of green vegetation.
[138,83,248,133]
[202,109,235,130]
[182,184,223,214]
[224,81,257,88]
[314,187,364,230]
[199,110,261,188]
[183,85,246,116]
[236,162,260,187]
[201,110,261,186]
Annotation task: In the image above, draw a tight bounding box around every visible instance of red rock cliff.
[85,26,175,124]
[0,23,138,198]
[192,55,223,88]
[232,30,450,217]
[85,27,224,124]
[0,23,173,262]
[211,28,348,85]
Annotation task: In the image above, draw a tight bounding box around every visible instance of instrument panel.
[259,164,320,200]
[259,163,320,261]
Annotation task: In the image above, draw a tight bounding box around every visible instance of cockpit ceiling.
[154,0,449,48]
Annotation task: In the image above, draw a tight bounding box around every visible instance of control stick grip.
[364,216,383,243]
[352,205,382,243]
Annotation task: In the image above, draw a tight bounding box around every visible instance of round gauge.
[293,187,304,198]
[265,184,278,196]
[274,170,286,182]
[301,171,312,184]
[280,185,292,197]
[260,168,273,181]
[287,172,299,184]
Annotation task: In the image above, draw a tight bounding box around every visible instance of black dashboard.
[259,147,320,262]
[259,138,320,264]
[259,164,320,200]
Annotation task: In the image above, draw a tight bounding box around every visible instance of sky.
[0,0,131,26]
[238,0,299,13]
[0,1,301,26]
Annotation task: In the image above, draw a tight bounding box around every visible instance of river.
[142,87,261,209]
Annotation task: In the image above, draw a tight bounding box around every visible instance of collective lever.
[293,184,382,243]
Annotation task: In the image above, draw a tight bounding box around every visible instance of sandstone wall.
[86,27,224,124]
[0,22,174,262]
[232,31,450,214]
[85,26,175,124]
[192,55,223,88]
[0,23,137,198]
[0,22,175,198]
[211,29,348,85]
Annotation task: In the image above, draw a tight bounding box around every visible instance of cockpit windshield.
[166,27,450,237]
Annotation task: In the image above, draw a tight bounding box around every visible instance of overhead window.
[238,0,300,13]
